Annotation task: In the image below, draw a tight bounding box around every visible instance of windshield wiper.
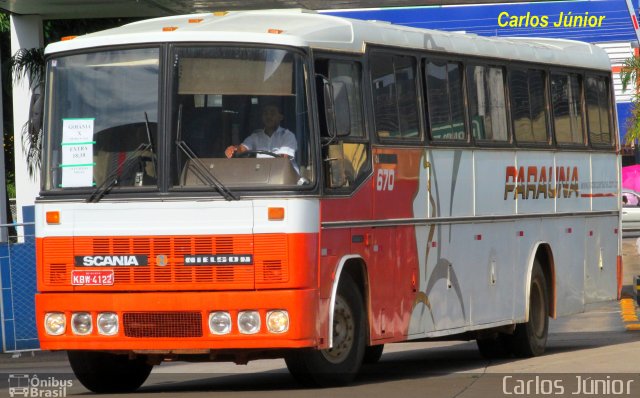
[87,143,151,203]
[143,112,157,179]
[175,105,238,201]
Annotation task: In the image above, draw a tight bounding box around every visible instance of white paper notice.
[61,118,95,187]
[62,119,94,144]
[61,166,93,187]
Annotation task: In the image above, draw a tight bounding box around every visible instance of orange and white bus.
[36,9,621,392]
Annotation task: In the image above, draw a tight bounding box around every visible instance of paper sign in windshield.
[61,118,95,187]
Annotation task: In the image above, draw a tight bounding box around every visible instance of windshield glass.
[170,46,313,190]
[43,48,159,191]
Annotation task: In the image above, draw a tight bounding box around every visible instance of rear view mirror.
[322,79,351,139]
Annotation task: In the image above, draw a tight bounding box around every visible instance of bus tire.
[508,261,549,358]
[285,273,365,386]
[363,344,384,364]
[476,335,511,359]
[68,351,153,393]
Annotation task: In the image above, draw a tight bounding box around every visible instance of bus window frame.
[422,53,471,146]
[463,61,513,148]
[165,42,320,197]
[548,68,588,149]
[40,44,166,198]
[313,51,373,196]
[584,72,616,150]
[367,47,425,146]
[507,65,553,149]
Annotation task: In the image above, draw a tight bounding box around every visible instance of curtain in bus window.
[586,75,612,145]
[425,60,465,140]
[510,69,548,143]
[371,53,420,140]
[551,73,584,145]
[467,65,508,142]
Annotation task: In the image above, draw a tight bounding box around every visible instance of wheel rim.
[530,280,546,339]
[321,295,355,364]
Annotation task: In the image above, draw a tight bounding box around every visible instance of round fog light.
[238,311,261,334]
[44,312,66,336]
[71,312,93,335]
[97,312,119,336]
[266,310,289,333]
[209,311,231,335]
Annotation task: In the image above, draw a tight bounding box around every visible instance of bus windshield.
[42,45,313,195]
[43,48,160,192]
[170,46,312,190]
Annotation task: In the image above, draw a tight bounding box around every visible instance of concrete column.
[10,15,43,238]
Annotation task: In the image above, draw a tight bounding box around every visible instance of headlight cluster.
[44,312,119,336]
[208,310,289,335]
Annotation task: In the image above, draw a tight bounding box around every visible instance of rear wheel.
[508,261,549,357]
[68,351,153,393]
[285,273,365,386]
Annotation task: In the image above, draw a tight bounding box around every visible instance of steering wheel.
[234,150,280,158]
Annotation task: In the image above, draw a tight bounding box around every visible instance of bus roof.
[45,9,611,71]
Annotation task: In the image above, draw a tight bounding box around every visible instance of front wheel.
[285,273,366,386]
[68,351,153,393]
[508,261,549,357]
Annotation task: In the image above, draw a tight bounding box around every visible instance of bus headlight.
[44,313,66,336]
[208,311,231,335]
[266,310,289,333]
[238,311,261,334]
[71,312,92,335]
[97,313,119,336]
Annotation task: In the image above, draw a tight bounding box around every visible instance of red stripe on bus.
[580,193,616,198]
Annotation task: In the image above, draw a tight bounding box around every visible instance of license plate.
[71,270,114,286]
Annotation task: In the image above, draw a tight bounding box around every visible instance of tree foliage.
[621,54,640,146]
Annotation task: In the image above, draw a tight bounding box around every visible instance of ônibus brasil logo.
[8,374,72,397]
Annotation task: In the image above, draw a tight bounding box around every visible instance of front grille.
[123,312,202,338]
[41,234,289,288]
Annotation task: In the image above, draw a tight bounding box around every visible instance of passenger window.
[585,75,613,146]
[370,53,420,140]
[551,73,585,145]
[510,69,548,144]
[466,65,508,142]
[425,60,466,140]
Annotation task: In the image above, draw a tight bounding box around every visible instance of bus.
[35,9,621,392]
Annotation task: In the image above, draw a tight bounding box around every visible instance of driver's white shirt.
[240,126,297,158]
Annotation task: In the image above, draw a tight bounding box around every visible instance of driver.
[224,104,297,159]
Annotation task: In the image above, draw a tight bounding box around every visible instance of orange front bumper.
[36,289,318,351]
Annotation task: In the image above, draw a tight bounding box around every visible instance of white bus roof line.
[45,9,611,71]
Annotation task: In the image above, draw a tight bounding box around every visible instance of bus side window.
[370,53,420,140]
[509,68,549,144]
[317,58,369,190]
[425,59,466,141]
[585,75,613,146]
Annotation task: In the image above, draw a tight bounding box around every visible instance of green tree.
[620,54,640,146]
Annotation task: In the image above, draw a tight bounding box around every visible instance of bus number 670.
[376,168,395,191]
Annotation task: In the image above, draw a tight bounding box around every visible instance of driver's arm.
[224,143,249,158]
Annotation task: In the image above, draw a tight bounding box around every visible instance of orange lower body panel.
[36,289,318,351]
